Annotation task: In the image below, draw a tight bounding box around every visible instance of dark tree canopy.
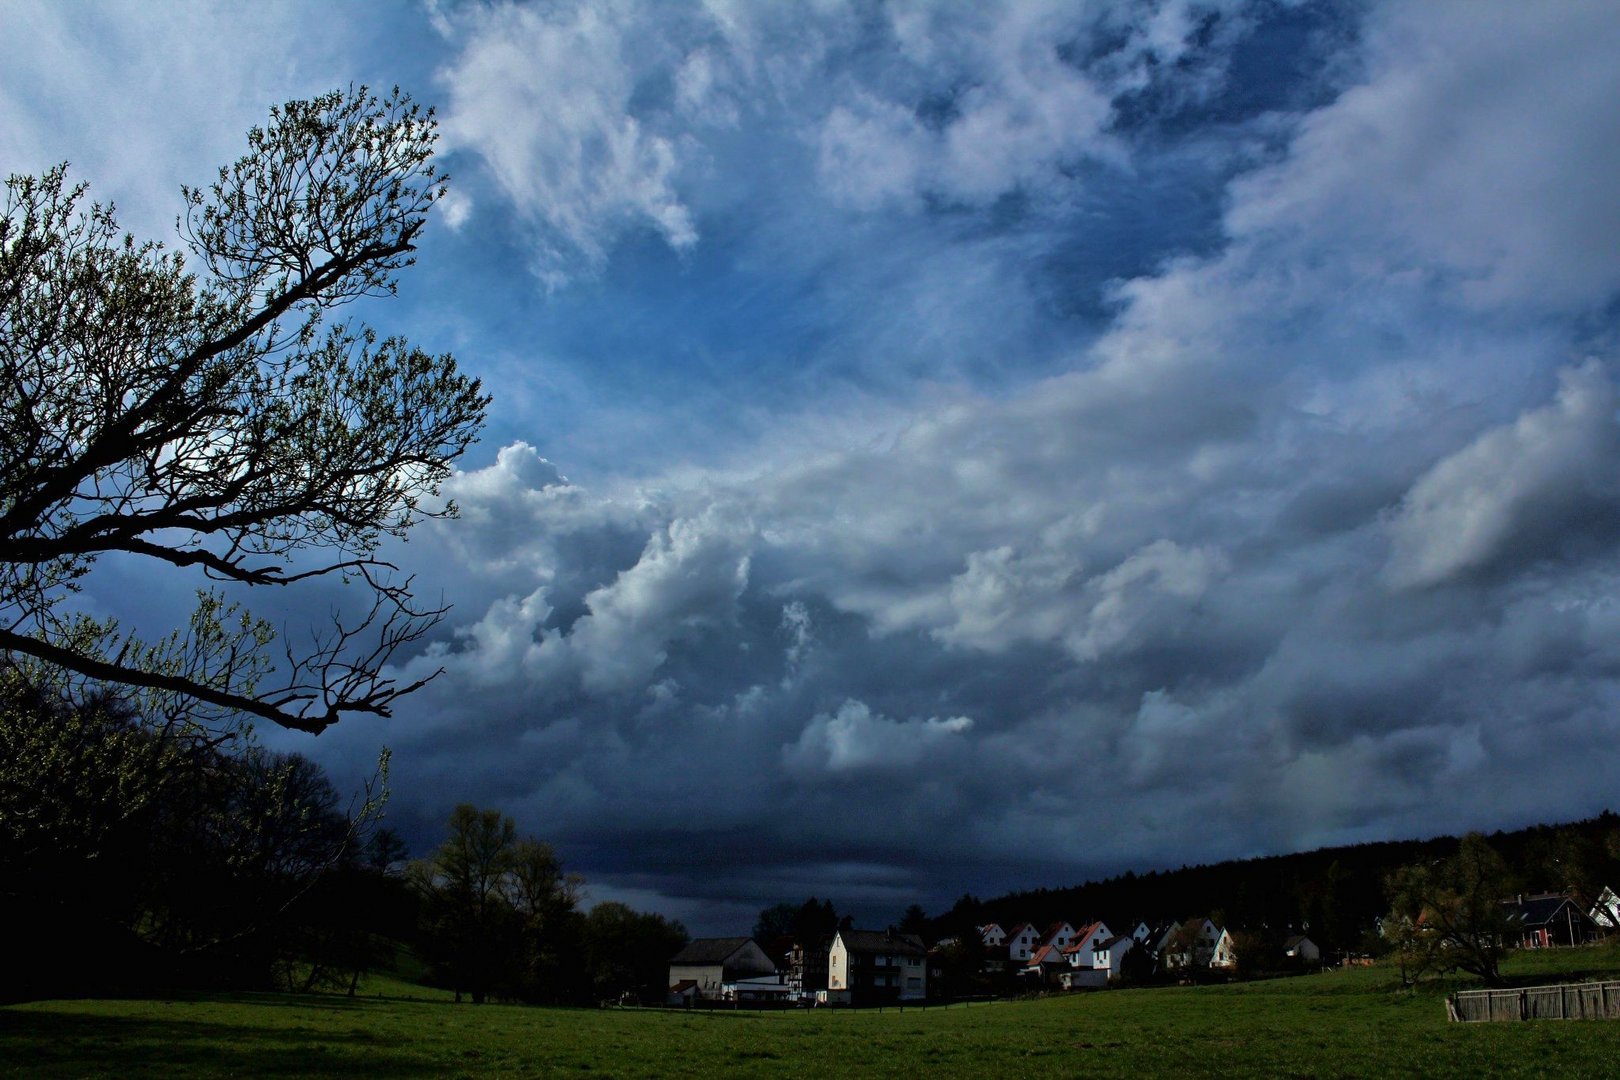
[412,804,590,1005]
[0,667,388,999]
[1385,832,1518,987]
[0,86,487,734]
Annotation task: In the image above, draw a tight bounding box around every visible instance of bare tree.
[0,86,488,734]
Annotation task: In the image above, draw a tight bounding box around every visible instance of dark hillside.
[935,811,1620,954]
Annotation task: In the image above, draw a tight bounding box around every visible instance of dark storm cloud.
[328,2,1620,931]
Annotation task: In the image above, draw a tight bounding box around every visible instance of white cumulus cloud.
[784,699,974,773]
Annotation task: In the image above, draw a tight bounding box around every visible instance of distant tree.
[411,808,596,1005]
[581,902,688,1004]
[0,85,487,736]
[942,893,983,938]
[365,826,410,874]
[754,902,798,941]
[1119,939,1156,984]
[1296,859,1354,955]
[1227,929,1282,980]
[505,838,585,1003]
[153,745,383,990]
[0,665,384,998]
[414,805,516,1003]
[898,903,930,936]
[0,671,189,998]
[793,897,839,942]
[1519,821,1620,909]
[1385,833,1516,987]
[934,929,989,998]
[0,669,186,883]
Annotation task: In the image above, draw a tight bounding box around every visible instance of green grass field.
[6,951,1620,1078]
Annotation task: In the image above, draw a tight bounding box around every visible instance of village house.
[1024,942,1069,986]
[668,938,778,1002]
[1091,934,1136,982]
[1283,934,1321,965]
[1060,920,1112,969]
[1003,922,1042,964]
[826,928,928,1005]
[1156,918,1222,972]
[1504,892,1597,948]
[1039,921,1078,951]
[977,923,1010,971]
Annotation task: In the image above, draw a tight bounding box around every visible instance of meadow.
[6,950,1620,1078]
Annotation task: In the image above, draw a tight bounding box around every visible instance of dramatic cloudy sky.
[7,0,1620,933]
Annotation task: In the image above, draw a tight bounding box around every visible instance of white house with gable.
[1092,934,1135,982]
[1061,920,1112,969]
[1039,922,1077,951]
[1004,923,1041,963]
[827,928,928,1005]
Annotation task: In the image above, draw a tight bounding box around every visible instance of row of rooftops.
[980,918,1159,953]
[674,888,1619,980]
[979,917,1305,964]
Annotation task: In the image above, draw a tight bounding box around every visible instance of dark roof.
[671,937,756,964]
[1507,894,1583,928]
[837,929,927,957]
[669,980,698,994]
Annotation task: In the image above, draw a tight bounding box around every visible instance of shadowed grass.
[6,949,1620,1077]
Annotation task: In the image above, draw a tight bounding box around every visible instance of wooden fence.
[1448,981,1620,1022]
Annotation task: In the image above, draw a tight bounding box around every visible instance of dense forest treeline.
[0,667,684,1005]
[924,813,1620,955]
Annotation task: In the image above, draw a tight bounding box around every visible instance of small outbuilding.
[1284,934,1321,965]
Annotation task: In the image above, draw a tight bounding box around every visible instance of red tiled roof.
[1028,943,1066,966]
[1061,921,1105,954]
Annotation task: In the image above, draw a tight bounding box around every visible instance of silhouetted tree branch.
[0,86,487,734]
